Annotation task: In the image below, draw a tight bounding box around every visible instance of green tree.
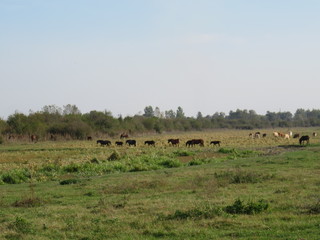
[176,106,185,118]
[143,106,154,117]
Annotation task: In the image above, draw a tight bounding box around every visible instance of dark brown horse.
[168,139,179,146]
[299,135,310,145]
[210,140,221,146]
[144,140,155,146]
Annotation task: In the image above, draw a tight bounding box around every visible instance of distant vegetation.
[1,104,320,140]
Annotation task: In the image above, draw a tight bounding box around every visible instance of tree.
[143,106,154,117]
[42,105,62,115]
[165,110,176,119]
[176,106,185,118]
[63,104,81,115]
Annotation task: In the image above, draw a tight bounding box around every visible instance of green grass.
[0,130,320,239]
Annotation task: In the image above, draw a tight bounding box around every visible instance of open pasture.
[0,128,319,239]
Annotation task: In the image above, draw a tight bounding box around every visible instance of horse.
[273,132,279,137]
[120,133,129,139]
[284,134,290,139]
[168,139,179,146]
[144,140,155,146]
[126,139,136,146]
[293,133,300,138]
[312,132,317,137]
[115,141,123,146]
[210,140,221,146]
[87,136,92,141]
[299,135,310,145]
[30,135,37,142]
[262,133,267,138]
[186,140,194,147]
[97,140,111,146]
[186,139,204,147]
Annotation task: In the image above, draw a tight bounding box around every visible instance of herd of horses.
[248,131,315,145]
[96,138,221,147]
[7,131,316,147]
[95,131,316,147]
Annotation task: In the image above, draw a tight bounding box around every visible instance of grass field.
[0,128,319,239]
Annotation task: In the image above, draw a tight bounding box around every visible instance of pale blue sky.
[1,0,320,119]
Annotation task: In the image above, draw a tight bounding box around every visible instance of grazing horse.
[210,140,221,146]
[186,139,204,147]
[293,133,300,138]
[87,136,92,141]
[168,139,179,146]
[126,139,136,146]
[186,140,194,147]
[262,133,267,138]
[115,141,123,146]
[30,135,37,142]
[284,134,290,139]
[299,135,310,145]
[312,132,317,137]
[273,132,279,137]
[97,140,111,146]
[120,133,129,139]
[144,140,155,146]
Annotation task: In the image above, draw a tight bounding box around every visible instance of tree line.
[1,104,320,141]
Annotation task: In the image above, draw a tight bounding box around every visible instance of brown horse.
[168,139,179,146]
[120,133,129,139]
[30,135,37,142]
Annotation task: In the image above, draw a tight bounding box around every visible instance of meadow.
[0,128,319,239]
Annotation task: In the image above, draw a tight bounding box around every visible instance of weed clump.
[108,151,121,161]
[172,150,194,157]
[12,197,44,208]
[59,179,80,185]
[8,216,33,234]
[1,169,30,184]
[162,204,223,220]
[224,198,269,215]
[306,200,320,214]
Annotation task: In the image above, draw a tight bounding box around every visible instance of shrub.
[1,169,30,184]
[108,151,121,161]
[224,199,269,215]
[162,204,223,220]
[59,179,80,185]
[8,216,33,234]
[172,150,194,157]
[158,158,182,168]
[63,163,81,173]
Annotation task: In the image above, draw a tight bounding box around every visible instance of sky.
[1,0,320,119]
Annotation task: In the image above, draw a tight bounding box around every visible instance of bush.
[59,179,80,185]
[224,199,269,215]
[162,204,223,220]
[8,216,33,234]
[108,151,121,161]
[172,150,194,157]
[158,158,182,168]
[63,163,81,173]
[1,169,30,184]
